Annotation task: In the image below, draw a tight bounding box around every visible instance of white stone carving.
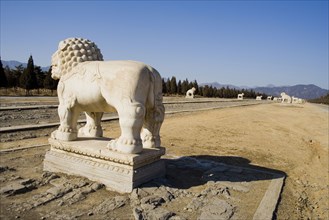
[50,38,165,154]
[256,96,262,100]
[292,96,305,104]
[237,93,244,100]
[185,87,196,98]
[280,92,292,103]
[292,96,299,103]
[44,138,166,193]
[273,97,282,102]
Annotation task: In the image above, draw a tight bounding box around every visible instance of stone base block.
[44,138,166,193]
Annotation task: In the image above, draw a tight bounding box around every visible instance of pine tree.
[192,80,199,94]
[162,78,167,94]
[44,66,58,95]
[170,76,177,94]
[0,59,8,88]
[19,55,38,95]
[165,78,171,95]
[181,79,189,95]
[177,80,182,95]
[35,66,46,90]
[4,66,14,87]
[13,65,24,91]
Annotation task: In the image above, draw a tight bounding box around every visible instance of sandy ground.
[1,102,328,219]
[161,103,329,219]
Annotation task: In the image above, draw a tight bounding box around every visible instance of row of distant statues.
[237,92,305,103]
[276,92,305,104]
[186,89,305,104]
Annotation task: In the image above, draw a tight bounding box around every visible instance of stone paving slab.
[1,149,285,220]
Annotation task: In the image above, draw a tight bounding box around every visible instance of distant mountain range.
[2,60,50,72]
[201,82,328,99]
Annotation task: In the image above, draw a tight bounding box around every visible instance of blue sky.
[1,1,328,89]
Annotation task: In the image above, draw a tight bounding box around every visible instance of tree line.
[163,77,267,99]
[0,56,58,95]
[308,93,329,105]
[0,56,266,99]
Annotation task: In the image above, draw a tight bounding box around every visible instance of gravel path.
[0,97,264,128]
[0,96,266,142]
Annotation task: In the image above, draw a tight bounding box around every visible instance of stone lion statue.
[280,92,292,103]
[185,87,196,98]
[237,93,244,100]
[51,37,165,154]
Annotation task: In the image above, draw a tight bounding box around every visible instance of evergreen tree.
[4,66,14,87]
[44,66,58,95]
[162,78,167,94]
[170,76,177,94]
[165,78,171,95]
[19,55,38,95]
[192,80,199,94]
[13,65,24,90]
[199,86,204,96]
[177,80,182,95]
[181,78,189,95]
[35,66,46,91]
[0,59,8,87]
[203,85,210,97]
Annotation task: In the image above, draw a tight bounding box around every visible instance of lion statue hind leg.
[107,101,145,154]
[78,112,104,137]
[141,99,165,149]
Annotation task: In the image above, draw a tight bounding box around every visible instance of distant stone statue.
[186,87,196,98]
[50,38,165,154]
[281,92,292,103]
[256,95,262,100]
[237,93,244,100]
[273,97,282,102]
[292,96,305,104]
[292,96,299,103]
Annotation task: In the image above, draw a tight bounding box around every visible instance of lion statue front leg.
[51,96,80,141]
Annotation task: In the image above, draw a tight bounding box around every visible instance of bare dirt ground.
[0,101,328,219]
[162,103,329,219]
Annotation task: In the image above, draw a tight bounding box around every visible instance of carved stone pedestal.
[44,138,166,193]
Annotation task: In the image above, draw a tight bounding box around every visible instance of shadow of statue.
[142,155,286,190]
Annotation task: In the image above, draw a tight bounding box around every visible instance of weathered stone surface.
[145,207,174,220]
[185,197,205,211]
[0,179,36,196]
[44,138,166,193]
[0,165,15,173]
[133,206,174,220]
[93,196,129,214]
[198,198,235,220]
[140,195,165,210]
[2,155,285,220]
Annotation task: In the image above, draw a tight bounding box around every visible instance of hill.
[2,60,50,72]
[253,84,328,99]
[201,82,328,99]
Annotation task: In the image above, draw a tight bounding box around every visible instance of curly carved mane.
[52,38,103,77]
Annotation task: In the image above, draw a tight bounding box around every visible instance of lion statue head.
[51,37,103,79]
